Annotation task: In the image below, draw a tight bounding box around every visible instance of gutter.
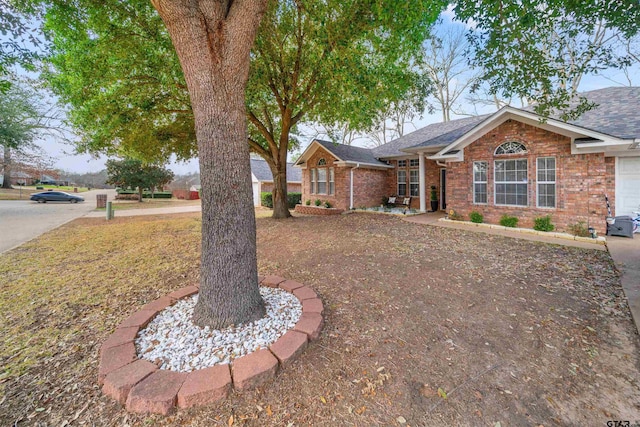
[350,163,360,210]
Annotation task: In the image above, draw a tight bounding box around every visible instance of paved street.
[0,189,116,254]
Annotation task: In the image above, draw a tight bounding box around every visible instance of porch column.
[419,152,426,213]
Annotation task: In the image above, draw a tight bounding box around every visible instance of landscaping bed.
[1,213,638,425]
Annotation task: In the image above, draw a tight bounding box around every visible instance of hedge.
[261,192,302,209]
[114,190,172,199]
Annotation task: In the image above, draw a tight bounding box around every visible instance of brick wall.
[446,119,612,234]
[352,168,391,208]
[386,158,443,210]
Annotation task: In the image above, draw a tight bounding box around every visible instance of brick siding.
[446,119,612,234]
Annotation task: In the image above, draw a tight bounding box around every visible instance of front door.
[440,168,447,210]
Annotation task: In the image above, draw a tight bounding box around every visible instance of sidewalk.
[404,213,640,333]
[606,236,640,334]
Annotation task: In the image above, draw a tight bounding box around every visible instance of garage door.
[616,157,640,216]
[252,182,261,206]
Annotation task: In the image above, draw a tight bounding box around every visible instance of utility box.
[607,216,634,238]
[96,194,107,209]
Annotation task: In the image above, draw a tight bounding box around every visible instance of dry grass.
[0,187,38,200]
[1,213,639,426]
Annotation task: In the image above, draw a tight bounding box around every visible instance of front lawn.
[1,213,638,426]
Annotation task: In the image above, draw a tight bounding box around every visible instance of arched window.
[317,158,327,166]
[495,141,527,155]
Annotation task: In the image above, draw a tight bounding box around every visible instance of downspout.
[436,161,447,167]
[350,163,360,210]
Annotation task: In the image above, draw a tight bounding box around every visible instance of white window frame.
[536,157,556,208]
[397,169,407,197]
[409,159,419,167]
[310,168,316,194]
[473,161,488,204]
[329,167,335,195]
[398,160,407,167]
[317,168,327,194]
[409,169,419,197]
[494,159,528,207]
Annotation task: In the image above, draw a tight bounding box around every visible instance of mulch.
[1,212,639,426]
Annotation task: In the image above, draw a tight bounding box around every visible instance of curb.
[99,277,323,415]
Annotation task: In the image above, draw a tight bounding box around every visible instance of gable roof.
[429,87,640,161]
[540,86,640,140]
[314,139,386,164]
[250,158,301,183]
[294,139,392,169]
[374,115,489,158]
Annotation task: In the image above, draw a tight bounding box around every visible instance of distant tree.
[0,83,40,188]
[105,158,174,202]
[421,26,480,122]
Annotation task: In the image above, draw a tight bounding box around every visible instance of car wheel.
[71,199,78,203]
[37,198,45,203]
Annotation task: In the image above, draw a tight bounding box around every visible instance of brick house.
[294,87,640,234]
[250,158,302,206]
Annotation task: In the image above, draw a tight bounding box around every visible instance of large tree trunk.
[2,146,12,189]
[270,148,291,219]
[152,0,267,329]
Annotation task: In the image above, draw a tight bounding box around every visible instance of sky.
[12,7,640,176]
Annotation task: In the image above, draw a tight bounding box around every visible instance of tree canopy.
[37,0,447,217]
[454,0,640,119]
[105,158,174,201]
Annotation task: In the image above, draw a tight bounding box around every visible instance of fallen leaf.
[355,406,366,415]
[228,415,234,426]
[396,415,407,424]
[266,405,272,417]
[320,396,327,404]
[437,388,448,399]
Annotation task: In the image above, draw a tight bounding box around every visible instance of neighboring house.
[10,171,37,186]
[294,86,640,234]
[250,158,302,207]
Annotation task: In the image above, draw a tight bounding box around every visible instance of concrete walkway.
[606,236,640,333]
[404,212,640,333]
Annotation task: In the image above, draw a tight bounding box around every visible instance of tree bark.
[270,154,291,219]
[152,0,267,328]
[2,147,12,189]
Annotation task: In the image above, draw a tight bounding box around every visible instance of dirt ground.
[1,212,639,426]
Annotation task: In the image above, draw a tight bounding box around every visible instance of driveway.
[0,189,116,254]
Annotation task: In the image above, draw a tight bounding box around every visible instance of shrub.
[115,193,140,201]
[261,192,273,208]
[567,221,591,237]
[323,201,332,208]
[533,215,555,232]
[499,215,519,228]
[142,191,172,199]
[447,209,463,221]
[287,192,302,208]
[430,185,438,201]
[305,199,311,206]
[469,211,484,223]
[314,199,321,206]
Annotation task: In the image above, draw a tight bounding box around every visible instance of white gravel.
[135,287,302,372]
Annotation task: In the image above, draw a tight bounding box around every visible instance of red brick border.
[99,277,323,415]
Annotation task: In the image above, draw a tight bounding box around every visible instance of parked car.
[30,191,85,203]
